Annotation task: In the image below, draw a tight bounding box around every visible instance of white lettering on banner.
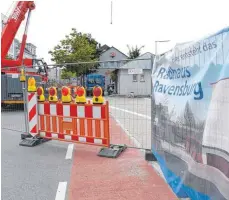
[152,27,229,200]
[128,68,143,75]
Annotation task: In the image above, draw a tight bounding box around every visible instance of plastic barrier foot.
[19,136,50,147]
[145,149,157,161]
[97,144,127,158]
[21,133,33,140]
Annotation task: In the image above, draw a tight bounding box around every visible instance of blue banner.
[152,27,229,200]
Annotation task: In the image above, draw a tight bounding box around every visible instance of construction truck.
[1,1,49,108]
[84,74,105,96]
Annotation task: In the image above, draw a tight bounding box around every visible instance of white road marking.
[109,106,151,120]
[65,144,74,159]
[55,182,67,200]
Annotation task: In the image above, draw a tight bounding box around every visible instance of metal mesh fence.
[1,57,154,149]
[41,57,153,149]
[1,66,27,133]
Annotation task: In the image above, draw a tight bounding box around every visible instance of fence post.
[20,65,30,139]
[145,54,157,161]
[19,77,50,147]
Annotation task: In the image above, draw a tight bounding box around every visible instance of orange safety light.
[37,86,45,102]
[28,77,36,92]
[48,86,58,102]
[77,87,84,96]
[93,87,102,97]
[61,86,71,103]
[75,86,86,104]
[92,86,104,104]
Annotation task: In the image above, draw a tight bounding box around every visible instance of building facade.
[117,52,154,96]
[98,45,128,90]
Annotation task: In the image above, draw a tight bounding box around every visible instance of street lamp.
[155,40,170,56]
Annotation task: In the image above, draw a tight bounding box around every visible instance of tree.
[127,45,144,59]
[48,28,100,76]
[61,69,76,80]
[110,70,118,82]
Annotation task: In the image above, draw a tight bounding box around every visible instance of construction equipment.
[1,2,49,107]
[1,1,35,67]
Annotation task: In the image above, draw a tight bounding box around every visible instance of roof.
[119,52,154,70]
[98,44,110,53]
[99,46,129,58]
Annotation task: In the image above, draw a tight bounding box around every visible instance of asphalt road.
[1,96,152,200]
[1,109,26,132]
[1,128,72,200]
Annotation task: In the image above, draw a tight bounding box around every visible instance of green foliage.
[61,69,76,80]
[110,70,118,82]
[127,45,144,59]
[49,28,100,76]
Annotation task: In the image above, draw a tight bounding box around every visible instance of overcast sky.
[1,0,228,64]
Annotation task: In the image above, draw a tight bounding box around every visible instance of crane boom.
[1,1,35,67]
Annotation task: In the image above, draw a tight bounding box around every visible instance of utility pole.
[110,1,113,24]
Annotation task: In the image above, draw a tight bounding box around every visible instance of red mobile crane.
[1,1,49,107]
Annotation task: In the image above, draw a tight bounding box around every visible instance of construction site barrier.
[38,101,110,147]
[22,77,110,148]
[27,92,38,136]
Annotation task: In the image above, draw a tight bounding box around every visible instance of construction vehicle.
[84,74,105,96]
[1,1,49,107]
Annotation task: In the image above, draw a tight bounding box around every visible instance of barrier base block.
[19,137,50,147]
[97,144,127,158]
[21,133,33,140]
[145,149,157,161]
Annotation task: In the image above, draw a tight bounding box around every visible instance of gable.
[99,47,128,62]
[119,52,154,70]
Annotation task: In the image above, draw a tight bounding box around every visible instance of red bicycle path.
[68,116,178,200]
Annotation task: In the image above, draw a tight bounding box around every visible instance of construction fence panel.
[1,66,29,133]
[151,27,229,200]
[46,56,153,149]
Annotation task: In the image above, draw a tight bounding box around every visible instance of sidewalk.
[68,117,178,200]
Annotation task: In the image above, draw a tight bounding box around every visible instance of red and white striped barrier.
[37,102,110,147]
[38,103,106,119]
[27,92,38,136]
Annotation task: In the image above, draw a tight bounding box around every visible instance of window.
[95,78,102,84]
[133,74,137,82]
[87,78,94,84]
[140,74,145,82]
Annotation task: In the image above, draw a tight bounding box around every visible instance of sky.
[1,0,228,64]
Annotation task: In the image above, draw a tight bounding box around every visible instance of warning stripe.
[38,103,106,119]
[39,131,108,146]
[28,92,38,136]
[37,102,110,147]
